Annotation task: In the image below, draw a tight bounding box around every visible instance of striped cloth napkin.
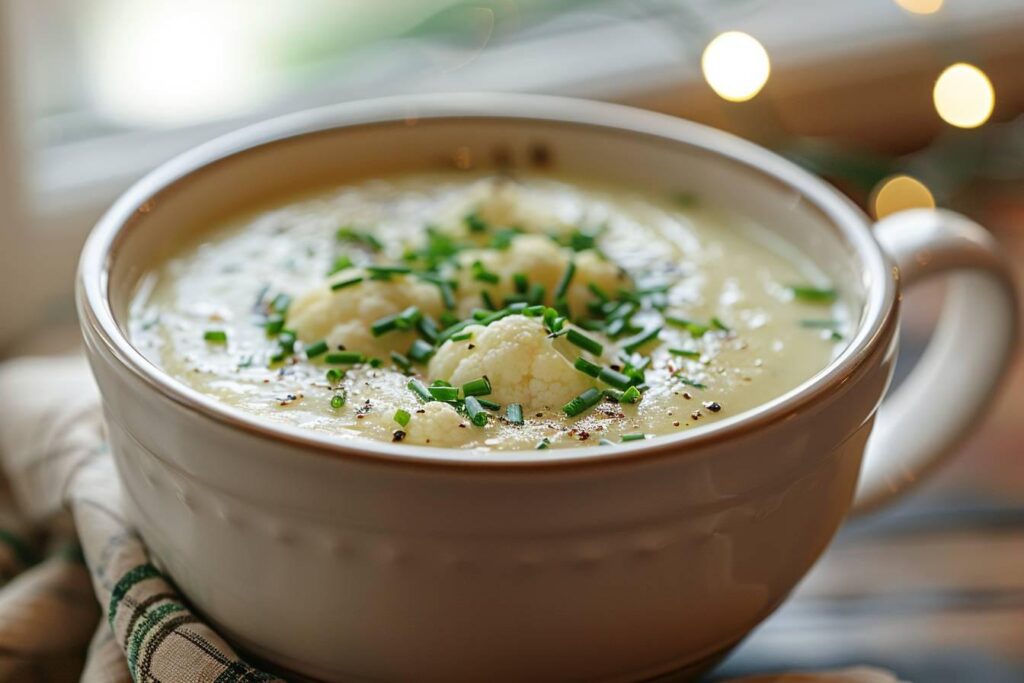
[0,354,903,683]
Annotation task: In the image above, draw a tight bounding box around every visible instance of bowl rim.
[77,92,897,470]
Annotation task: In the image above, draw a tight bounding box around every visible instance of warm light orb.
[701,32,771,102]
[871,175,936,219]
[933,63,995,128]
[895,0,944,15]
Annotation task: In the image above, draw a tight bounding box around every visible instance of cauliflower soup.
[129,173,847,451]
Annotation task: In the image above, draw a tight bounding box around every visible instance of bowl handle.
[852,208,1019,514]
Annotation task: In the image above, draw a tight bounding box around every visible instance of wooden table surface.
[715,203,1024,682]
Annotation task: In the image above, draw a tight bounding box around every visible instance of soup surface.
[130,173,847,452]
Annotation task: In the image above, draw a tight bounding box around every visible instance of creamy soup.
[129,173,847,451]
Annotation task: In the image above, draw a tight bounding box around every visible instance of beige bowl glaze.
[77,94,1018,682]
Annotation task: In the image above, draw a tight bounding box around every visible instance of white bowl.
[77,93,1018,681]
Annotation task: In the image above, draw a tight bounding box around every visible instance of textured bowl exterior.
[78,94,900,682]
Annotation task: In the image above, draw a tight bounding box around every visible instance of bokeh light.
[701,31,771,102]
[933,63,995,128]
[894,0,944,15]
[871,174,936,219]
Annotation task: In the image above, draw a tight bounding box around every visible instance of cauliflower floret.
[402,401,470,447]
[287,269,443,355]
[428,314,596,412]
[454,234,627,317]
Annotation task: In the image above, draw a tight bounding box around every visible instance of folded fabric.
[0,354,903,683]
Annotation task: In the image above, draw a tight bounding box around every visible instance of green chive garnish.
[620,385,642,404]
[522,305,546,316]
[471,260,500,284]
[394,409,411,427]
[668,348,700,359]
[265,315,285,336]
[599,438,614,446]
[665,317,709,337]
[621,325,662,353]
[621,433,647,442]
[710,317,730,332]
[464,211,488,233]
[335,227,383,251]
[451,331,473,342]
[588,282,610,301]
[574,357,602,378]
[562,387,602,417]
[554,261,576,300]
[507,403,524,425]
[203,330,227,343]
[789,285,838,303]
[464,396,488,426]
[566,328,603,355]
[390,351,412,372]
[330,276,363,291]
[305,340,329,358]
[327,254,353,276]
[330,393,346,409]
[462,376,492,397]
[513,273,529,293]
[366,265,412,280]
[408,339,435,363]
[325,351,364,364]
[536,438,551,450]
[527,282,546,306]
[675,376,707,389]
[270,294,291,314]
[428,385,459,401]
[477,398,501,411]
[326,368,344,384]
[598,367,635,390]
[408,379,432,402]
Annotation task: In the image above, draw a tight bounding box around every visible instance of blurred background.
[0,1,1022,680]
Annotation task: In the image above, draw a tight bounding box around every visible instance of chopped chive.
[428,385,459,401]
[264,314,285,336]
[330,276,364,291]
[830,330,844,341]
[325,351,365,364]
[621,325,662,353]
[604,317,627,337]
[330,392,346,409]
[417,315,439,343]
[366,265,412,280]
[562,387,603,417]
[621,433,647,442]
[451,331,473,342]
[481,289,497,310]
[464,396,488,426]
[599,438,614,446]
[277,330,297,353]
[620,385,642,404]
[710,317,730,332]
[566,329,603,355]
[464,211,488,233]
[408,339,435,363]
[471,260,500,284]
[390,351,412,372]
[506,403,524,425]
[431,379,452,387]
[527,282,546,306]
[513,273,529,293]
[270,293,291,314]
[668,348,701,360]
[394,409,411,427]
[587,282,610,301]
[598,367,635,390]
[554,261,576,300]
[268,351,288,365]
[522,305,545,317]
[408,378,433,402]
[675,376,707,389]
[472,308,491,320]
[305,340,329,358]
[665,316,709,337]
[574,356,602,378]
[789,285,838,303]
[462,376,492,397]
[800,319,842,329]
[602,388,624,402]
[477,398,501,410]
[536,438,551,450]
[371,313,400,336]
[327,254,353,276]
[326,368,344,384]
[508,302,528,312]
[335,227,383,251]
[203,330,227,343]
